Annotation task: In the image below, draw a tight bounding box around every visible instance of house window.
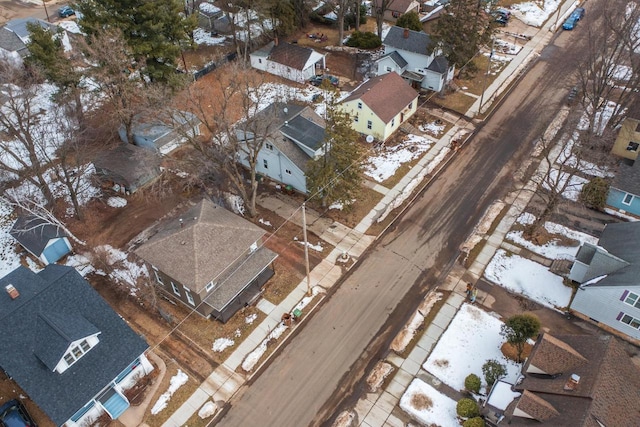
[386,66,392,72]
[285,169,292,175]
[153,267,163,285]
[171,282,180,296]
[258,58,262,64]
[205,281,215,293]
[266,143,274,150]
[354,115,359,123]
[391,118,395,127]
[367,120,372,130]
[357,102,363,110]
[623,193,634,205]
[627,141,639,151]
[407,102,413,109]
[620,313,640,329]
[624,291,640,308]
[263,159,269,169]
[184,288,195,306]
[63,340,92,367]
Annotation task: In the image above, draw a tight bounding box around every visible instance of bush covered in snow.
[456,398,479,418]
[464,374,481,393]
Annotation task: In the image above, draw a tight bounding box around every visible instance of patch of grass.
[432,90,477,115]
[262,263,303,304]
[313,185,383,230]
[464,239,487,268]
[143,361,201,426]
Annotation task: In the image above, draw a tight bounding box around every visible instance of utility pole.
[302,203,312,295]
[478,38,495,116]
[42,0,50,22]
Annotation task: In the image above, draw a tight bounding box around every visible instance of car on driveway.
[0,400,37,427]
[58,5,75,18]
[309,74,339,87]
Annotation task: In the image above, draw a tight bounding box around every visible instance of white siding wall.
[384,47,434,73]
[239,143,307,193]
[376,56,404,76]
[571,286,640,341]
[250,54,268,72]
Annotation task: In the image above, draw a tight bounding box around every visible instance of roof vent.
[563,374,580,391]
[5,284,19,300]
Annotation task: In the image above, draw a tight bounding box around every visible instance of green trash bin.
[293,309,302,319]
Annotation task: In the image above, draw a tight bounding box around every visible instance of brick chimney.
[5,284,19,300]
[403,27,409,39]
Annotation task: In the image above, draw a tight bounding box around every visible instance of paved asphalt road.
[218,2,605,427]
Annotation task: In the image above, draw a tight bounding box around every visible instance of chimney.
[5,284,19,300]
[563,374,580,391]
[403,27,409,39]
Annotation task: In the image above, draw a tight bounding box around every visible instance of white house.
[250,41,326,83]
[376,26,454,92]
[236,103,326,193]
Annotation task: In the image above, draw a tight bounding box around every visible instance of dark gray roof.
[612,158,640,195]
[427,55,450,73]
[378,50,408,68]
[9,215,68,256]
[383,26,433,56]
[280,114,325,152]
[93,143,161,188]
[579,222,640,286]
[0,265,149,425]
[0,18,56,56]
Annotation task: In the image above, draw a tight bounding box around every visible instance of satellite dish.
[283,107,288,114]
[366,135,374,143]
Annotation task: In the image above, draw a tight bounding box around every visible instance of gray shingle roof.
[135,199,269,293]
[0,265,149,425]
[93,143,161,189]
[378,50,408,68]
[612,157,640,196]
[280,113,325,152]
[267,42,315,70]
[427,55,450,73]
[0,18,55,56]
[382,26,433,56]
[10,215,68,256]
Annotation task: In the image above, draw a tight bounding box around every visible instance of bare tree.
[335,0,351,46]
[373,0,396,37]
[176,64,289,217]
[78,29,148,145]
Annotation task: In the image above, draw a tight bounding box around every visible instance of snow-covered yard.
[506,212,597,260]
[400,379,458,427]
[423,304,521,392]
[511,0,561,27]
[484,249,572,310]
[365,134,434,183]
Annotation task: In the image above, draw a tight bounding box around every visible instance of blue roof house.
[10,215,73,265]
[0,265,152,426]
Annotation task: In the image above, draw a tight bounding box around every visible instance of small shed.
[9,215,72,265]
[93,144,162,194]
[119,111,201,155]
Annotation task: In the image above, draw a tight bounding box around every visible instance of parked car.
[494,14,508,26]
[492,8,510,26]
[571,7,585,20]
[57,5,75,18]
[309,74,339,87]
[562,16,578,30]
[0,400,37,427]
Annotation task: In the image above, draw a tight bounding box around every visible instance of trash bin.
[293,309,302,319]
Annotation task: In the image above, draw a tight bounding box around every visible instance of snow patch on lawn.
[484,249,572,310]
[365,134,433,183]
[107,197,127,208]
[150,370,189,415]
[511,0,561,27]
[212,338,235,353]
[400,379,458,427]
[423,304,521,392]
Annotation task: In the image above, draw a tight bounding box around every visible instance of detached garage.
[10,215,72,265]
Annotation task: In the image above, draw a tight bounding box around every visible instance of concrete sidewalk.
[154,6,569,426]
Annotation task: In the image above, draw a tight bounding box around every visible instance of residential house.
[93,143,162,194]
[0,265,152,426]
[0,17,57,59]
[9,215,72,265]
[236,102,327,194]
[376,26,454,92]
[497,333,640,426]
[373,0,421,21]
[135,199,278,323]
[569,221,640,344]
[339,72,419,142]
[119,111,201,155]
[197,1,224,30]
[606,117,640,216]
[250,41,326,83]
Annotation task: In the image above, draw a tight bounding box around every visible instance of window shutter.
[616,312,624,321]
[620,290,629,301]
